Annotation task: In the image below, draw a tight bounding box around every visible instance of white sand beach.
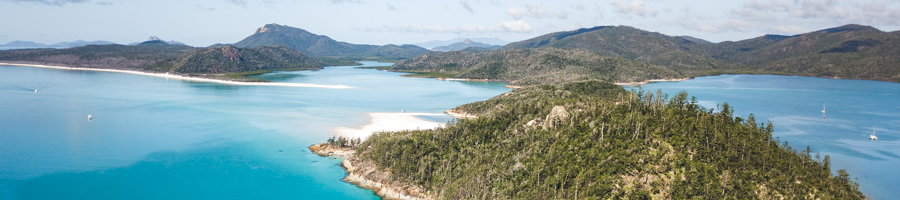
[334,113,446,140]
[614,78,690,86]
[0,62,355,89]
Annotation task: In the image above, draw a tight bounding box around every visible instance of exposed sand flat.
[334,113,446,140]
[614,78,690,86]
[0,62,355,89]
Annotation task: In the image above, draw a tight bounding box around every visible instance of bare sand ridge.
[0,63,355,89]
[334,113,446,140]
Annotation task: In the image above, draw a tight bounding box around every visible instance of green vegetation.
[218,70,273,81]
[396,24,900,85]
[233,24,429,59]
[391,48,684,85]
[354,66,392,70]
[399,71,457,78]
[352,81,865,199]
[0,42,325,80]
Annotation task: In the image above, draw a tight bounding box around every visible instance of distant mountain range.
[414,37,509,49]
[394,24,900,84]
[127,36,187,46]
[225,23,429,59]
[0,40,116,49]
[431,39,501,51]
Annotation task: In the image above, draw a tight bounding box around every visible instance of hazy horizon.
[1,0,899,47]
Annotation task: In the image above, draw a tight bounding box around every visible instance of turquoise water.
[0,62,511,200]
[627,75,900,200]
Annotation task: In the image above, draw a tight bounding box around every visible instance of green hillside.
[351,81,865,199]
[693,24,900,82]
[0,42,324,79]
[391,48,684,86]
[503,26,730,71]
[170,45,324,74]
[232,24,429,59]
[499,24,900,82]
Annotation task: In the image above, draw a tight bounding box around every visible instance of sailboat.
[870,126,878,140]
[821,104,826,118]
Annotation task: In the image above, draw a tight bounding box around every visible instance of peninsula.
[313,81,866,199]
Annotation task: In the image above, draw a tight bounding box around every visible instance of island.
[312,81,866,199]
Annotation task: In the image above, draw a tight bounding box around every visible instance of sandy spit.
[333,112,445,140]
[0,62,355,89]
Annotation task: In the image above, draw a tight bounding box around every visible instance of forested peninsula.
[313,81,865,199]
[0,41,325,81]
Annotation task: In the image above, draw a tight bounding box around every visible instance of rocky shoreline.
[309,143,434,200]
[444,109,477,119]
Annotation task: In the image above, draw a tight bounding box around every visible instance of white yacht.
[870,126,878,140]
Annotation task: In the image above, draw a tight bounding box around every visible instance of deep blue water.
[0,62,510,200]
[626,75,900,200]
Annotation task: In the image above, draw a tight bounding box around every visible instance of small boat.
[821,104,826,118]
[870,126,878,140]
[34,89,38,93]
[88,115,92,120]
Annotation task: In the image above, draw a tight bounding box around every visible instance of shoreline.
[614,78,691,86]
[333,112,445,140]
[309,144,433,200]
[444,109,477,119]
[0,62,355,89]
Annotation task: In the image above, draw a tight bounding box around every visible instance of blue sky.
[1,0,899,47]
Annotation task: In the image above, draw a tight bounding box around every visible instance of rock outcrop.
[543,105,568,129]
[309,143,434,200]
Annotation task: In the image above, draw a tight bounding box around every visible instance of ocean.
[0,62,510,200]
[626,74,900,199]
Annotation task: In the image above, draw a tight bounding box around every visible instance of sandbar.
[614,78,690,86]
[0,62,355,89]
[334,112,445,140]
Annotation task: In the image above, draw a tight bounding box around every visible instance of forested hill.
[351,81,866,199]
[0,41,325,77]
[503,26,729,71]
[231,23,430,59]
[390,48,684,86]
[693,24,900,82]
[502,24,900,82]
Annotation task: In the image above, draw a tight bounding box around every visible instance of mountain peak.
[818,24,881,34]
[461,39,473,44]
[147,36,162,41]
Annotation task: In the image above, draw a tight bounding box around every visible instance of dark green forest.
[0,41,325,80]
[391,48,684,85]
[393,24,900,85]
[351,81,865,199]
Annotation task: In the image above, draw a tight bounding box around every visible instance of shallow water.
[0,62,510,200]
[626,75,900,199]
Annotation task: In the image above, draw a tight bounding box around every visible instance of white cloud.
[501,20,532,33]
[4,0,90,6]
[610,0,658,17]
[506,3,569,20]
[459,0,473,13]
[331,0,361,3]
[671,0,900,36]
[386,3,397,11]
[572,3,586,11]
[357,21,532,34]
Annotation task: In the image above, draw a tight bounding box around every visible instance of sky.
[1,0,899,47]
